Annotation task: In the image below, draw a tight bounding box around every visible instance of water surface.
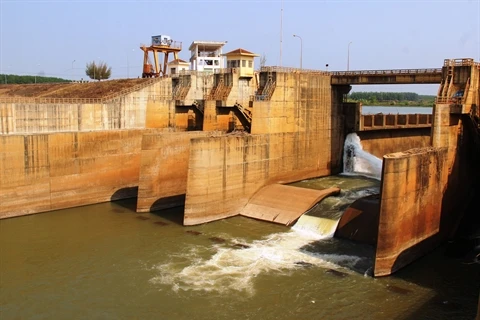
[362,106,432,115]
[0,175,478,320]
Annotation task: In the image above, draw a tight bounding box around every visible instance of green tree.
[85,61,111,81]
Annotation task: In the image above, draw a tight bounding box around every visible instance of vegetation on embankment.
[0,74,71,84]
[347,92,436,107]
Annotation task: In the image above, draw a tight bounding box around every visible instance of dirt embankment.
[0,78,151,99]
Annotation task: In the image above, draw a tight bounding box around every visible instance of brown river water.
[1,175,478,320]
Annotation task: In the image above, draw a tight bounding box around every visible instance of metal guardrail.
[171,68,237,78]
[0,97,104,104]
[140,41,182,50]
[443,58,476,67]
[260,66,329,75]
[330,68,442,76]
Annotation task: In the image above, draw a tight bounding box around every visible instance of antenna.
[280,0,283,67]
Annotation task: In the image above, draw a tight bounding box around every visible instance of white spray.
[343,133,382,180]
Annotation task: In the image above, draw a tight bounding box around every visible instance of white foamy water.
[292,186,379,236]
[343,133,382,180]
[151,140,381,295]
[150,230,363,295]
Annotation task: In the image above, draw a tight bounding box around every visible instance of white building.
[189,41,227,72]
[167,59,190,75]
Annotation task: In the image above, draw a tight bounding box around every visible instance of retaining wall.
[0,130,143,218]
[136,130,223,213]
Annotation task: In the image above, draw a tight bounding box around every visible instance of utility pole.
[347,41,353,71]
[71,60,75,81]
[279,0,283,67]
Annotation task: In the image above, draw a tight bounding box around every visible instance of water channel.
[0,133,478,320]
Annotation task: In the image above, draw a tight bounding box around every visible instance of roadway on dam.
[1,175,478,320]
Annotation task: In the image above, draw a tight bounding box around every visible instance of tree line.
[348,92,435,102]
[1,61,113,85]
[347,92,436,106]
[1,74,71,84]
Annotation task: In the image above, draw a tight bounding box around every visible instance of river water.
[362,106,432,115]
[1,175,478,320]
[1,133,479,320]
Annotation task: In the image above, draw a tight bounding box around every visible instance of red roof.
[224,48,258,56]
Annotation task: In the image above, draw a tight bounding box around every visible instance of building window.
[248,60,252,68]
[214,60,219,66]
[171,68,176,74]
[242,60,246,67]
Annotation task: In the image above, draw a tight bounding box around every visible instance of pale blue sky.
[1,0,479,94]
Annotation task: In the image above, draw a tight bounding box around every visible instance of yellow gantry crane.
[140,35,182,78]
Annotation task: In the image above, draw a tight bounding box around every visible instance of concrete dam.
[0,58,479,279]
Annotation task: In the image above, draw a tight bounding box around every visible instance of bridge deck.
[331,68,443,85]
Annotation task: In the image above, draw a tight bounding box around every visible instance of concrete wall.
[0,130,143,219]
[374,147,448,276]
[184,132,337,225]
[0,79,172,134]
[183,71,345,225]
[136,130,222,213]
[358,128,431,158]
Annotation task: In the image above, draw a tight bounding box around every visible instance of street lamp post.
[71,60,76,82]
[293,34,303,70]
[347,41,353,71]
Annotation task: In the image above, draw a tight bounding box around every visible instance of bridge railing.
[443,58,475,67]
[331,68,442,76]
[260,66,329,75]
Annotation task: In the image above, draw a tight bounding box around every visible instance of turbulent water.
[0,134,478,319]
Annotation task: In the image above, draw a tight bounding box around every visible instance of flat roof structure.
[188,41,227,52]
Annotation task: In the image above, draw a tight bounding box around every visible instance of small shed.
[168,59,190,75]
[224,48,259,78]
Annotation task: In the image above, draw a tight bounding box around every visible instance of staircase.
[255,71,276,101]
[192,100,204,114]
[206,75,232,100]
[233,102,252,132]
[172,76,191,100]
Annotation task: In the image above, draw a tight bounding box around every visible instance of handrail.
[260,66,329,75]
[443,58,475,67]
[330,68,442,76]
[102,77,163,102]
[140,41,182,50]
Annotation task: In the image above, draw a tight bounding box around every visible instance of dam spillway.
[0,58,479,279]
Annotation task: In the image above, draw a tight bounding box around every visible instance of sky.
[1,0,479,94]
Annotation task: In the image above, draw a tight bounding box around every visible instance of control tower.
[189,41,227,72]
